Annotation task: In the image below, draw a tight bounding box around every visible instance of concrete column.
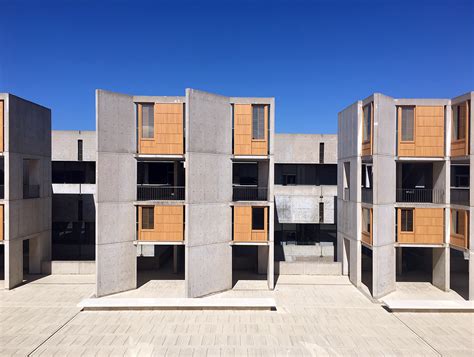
[341,236,349,276]
[173,246,178,274]
[257,245,267,274]
[433,247,450,292]
[268,243,274,290]
[29,233,51,274]
[349,238,361,287]
[5,239,23,289]
[372,244,396,298]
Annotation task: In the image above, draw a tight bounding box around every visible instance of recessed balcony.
[137,161,185,201]
[396,162,445,204]
[232,160,269,202]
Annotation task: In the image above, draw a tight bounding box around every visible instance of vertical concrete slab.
[96,90,136,297]
[349,239,361,287]
[185,89,232,298]
[433,247,450,291]
[5,239,22,289]
[372,245,396,298]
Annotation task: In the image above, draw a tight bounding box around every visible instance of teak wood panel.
[0,205,3,241]
[233,206,268,242]
[451,101,470,157]
[361,102,373,157]
[234,104,269,156]
[398,106,445,157]
[450,209,469,249]
[361,208,373,246]
[138,103,184,155]
[138,205,184,242]
[397,208,444,244]
[0,100,4,152]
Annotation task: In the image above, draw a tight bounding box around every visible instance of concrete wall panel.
[96,90,136,297]
[52,130,96,161]
[274,134,337,164]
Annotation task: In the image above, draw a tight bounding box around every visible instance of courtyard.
[0,274,472,356]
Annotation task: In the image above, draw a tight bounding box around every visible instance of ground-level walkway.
[0,275,472,356]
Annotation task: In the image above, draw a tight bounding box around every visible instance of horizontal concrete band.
[383,299,474,313]
[78,298,277,311]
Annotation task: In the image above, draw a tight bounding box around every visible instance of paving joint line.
[391,313,442,356]
[26,309,82,356]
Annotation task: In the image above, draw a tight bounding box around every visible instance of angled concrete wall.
[184,89,233,297]
[95,90,136,297]
[1,94,51,288]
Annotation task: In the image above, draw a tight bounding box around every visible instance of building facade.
[338,92,473,300]
[274,134,339,274]
[96,89,275,298]
[51,130,96,273]
[0,94,52,289]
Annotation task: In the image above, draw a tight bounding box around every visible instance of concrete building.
[50,130,96,274]
[96,89,274,298]
[0,93,52,289]
[273,134,339,274]
[338,92,473,300]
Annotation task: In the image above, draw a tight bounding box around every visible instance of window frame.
[452,104,466,142]
[252,104,266,141]
[362,207,371,234]
[451,209,465,236]
[141,206,155,230]
[400,208,414,233]
[362,103,372,144]
[251,207,265,231]
[399,106,416,143]
[140,103,155,140]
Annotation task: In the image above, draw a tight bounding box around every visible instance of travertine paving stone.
[0,275,472,356]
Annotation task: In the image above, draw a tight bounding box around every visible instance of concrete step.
[383,299,474,312]
[78,297,276,311]
[275,261,342,275]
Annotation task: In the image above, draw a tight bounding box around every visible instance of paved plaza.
[0,274,472,356]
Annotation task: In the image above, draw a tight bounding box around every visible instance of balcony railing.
[137,185,185,201]
[361,188,373,203]
[232,186,268,201]
[396,188,444,204]
[23,184,40,199]
[450,188,470,206]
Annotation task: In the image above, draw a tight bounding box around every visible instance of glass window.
[319,143,325,163]
[319,202,324,223]
[78,140,83,161]
[252,207,265,230]
[363,104,372,142]
[284,174,296,185]
[401,209,414,232]
[141,104,154,139]
[452,105,465,141]
[401,107,415,141]
[362,208,371,233]
[142,207,154,229]
[252,105,265,140]
[451,210,465,235]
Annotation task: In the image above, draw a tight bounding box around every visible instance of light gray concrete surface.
[52,130,96,161]
[0,93,52,289]
[95,90,137,297]
[1,274,472,356]
[274,133,337,164]
[185,89,233,298]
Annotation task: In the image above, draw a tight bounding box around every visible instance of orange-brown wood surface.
[361,208,373,246]
[138,205,184,242]
[0,205,3,241]
[398,106,445,157]
[138,103,184,155]
[0,100,4,152]
[397,208,444,244]
[361,103,373,157]
[451,101,470,157]
[234,104,268,156]
[233,206,268,242]
[450,209,469,249]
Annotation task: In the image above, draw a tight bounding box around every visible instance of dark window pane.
[401,209,413,232]
[319,143,324,163]
[252,105,265,140]
[142,104,154,139]
[252,207,265,230]
[363,104,371,142]
[142,207,154,229]
[319,202,324,223]
[78,140,83,161]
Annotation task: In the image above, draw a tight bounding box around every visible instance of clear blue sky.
[1,0,473,133]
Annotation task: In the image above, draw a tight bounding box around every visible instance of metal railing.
[232,186,268,201]
[450,188,470,206]
[396,188,444,204]
[23,184,40,199]
[361,188,373,203]
[137,185,185,201]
